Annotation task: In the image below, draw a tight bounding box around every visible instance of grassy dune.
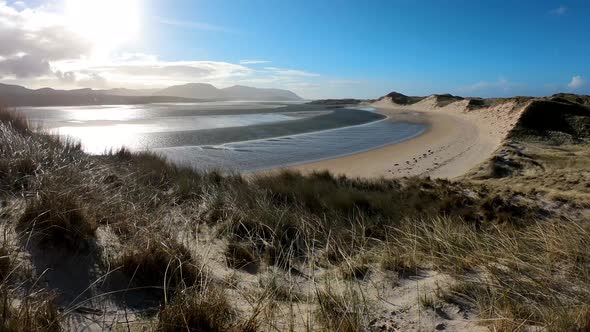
[0,98,589,331]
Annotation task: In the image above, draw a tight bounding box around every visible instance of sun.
[65,0,141,56]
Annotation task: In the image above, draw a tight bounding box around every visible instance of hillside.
[0,83,200,107]
[221,85,302,101]
[0,82,303,107]
[156,83,226,100]
[156,83,303,101]
[381,91,425,105]
[0,95,588,331]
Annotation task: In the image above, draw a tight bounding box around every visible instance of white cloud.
[0,1,325,98]
[550,5,568,15]
[568,75,585,89]
[0,1,92,78]
[264,67,320,77]
[239,60,270,65]
[156,17,234,33]
[48,56,255,88]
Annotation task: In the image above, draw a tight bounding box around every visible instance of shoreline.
[283,102,513,179]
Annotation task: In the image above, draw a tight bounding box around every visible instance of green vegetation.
[383,91,425,105]
[0,97,589,331]
[433,93,464,107]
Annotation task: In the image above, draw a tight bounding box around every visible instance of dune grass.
[315,281,371,332]
[18,191,97,251]
[118,235,205,302]
[0,105,589,330]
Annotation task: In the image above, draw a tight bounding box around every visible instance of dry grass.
[225,241,259,271]
[0,105,589,330]
[379,249,420,277]
[0,108,29,135]
[315,282,371,332]
[469,142,590,201]
[0,241,60,331]
[339,255,371,280]
[257,272,304,302]
[0,246,11,282]
[0,287,60,331]
[17,191,97,251]
[412,218,590,330]
[157,286,234,332]
[157,285,257,332]
[119,236,204,299]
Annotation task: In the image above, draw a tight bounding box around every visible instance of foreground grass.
[0,107,588,331]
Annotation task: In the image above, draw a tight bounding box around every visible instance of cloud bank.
[0,1,324,97]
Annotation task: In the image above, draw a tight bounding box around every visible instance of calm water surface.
[18,102,426,172]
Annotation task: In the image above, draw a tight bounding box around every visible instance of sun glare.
[65,0,141,56]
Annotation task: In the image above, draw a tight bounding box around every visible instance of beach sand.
[288,96,526,179]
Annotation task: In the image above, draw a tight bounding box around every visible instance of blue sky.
[1,0,589,98]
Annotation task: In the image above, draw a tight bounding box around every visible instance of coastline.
[284,99,521,179]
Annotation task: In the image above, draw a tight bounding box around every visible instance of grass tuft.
[225,241,259,271]
[119,236,203,299]
[315,283,370,332]
[0,290,61,332]
[157,286,254,332]
[0,108,30,136]
[17,192,97,251]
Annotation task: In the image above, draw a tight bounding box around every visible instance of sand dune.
[292,95,529,179]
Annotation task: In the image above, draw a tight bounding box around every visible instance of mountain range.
[0,83,303,107]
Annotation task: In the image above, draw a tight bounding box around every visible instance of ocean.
[18,101,426,172]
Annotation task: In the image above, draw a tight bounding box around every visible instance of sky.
[0,0,589,99]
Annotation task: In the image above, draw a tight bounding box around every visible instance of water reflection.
[17,102,425,172]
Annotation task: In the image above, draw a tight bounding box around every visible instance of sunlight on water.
[51,113,306,153]
[18,103,425,171]
[156,121,426,173]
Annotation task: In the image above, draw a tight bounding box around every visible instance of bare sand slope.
[290,96,527,179]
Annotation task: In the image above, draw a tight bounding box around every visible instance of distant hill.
[0,82,303,107]
[221,85,302,101]
[156,83,225,100]
[0,83,200,107]
[97,88,160,97]
[154,83,302,101]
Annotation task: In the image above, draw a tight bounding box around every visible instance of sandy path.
[286,97,524,179]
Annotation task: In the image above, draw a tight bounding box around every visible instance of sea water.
[17,102,426,172]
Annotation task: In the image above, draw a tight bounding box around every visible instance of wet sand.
[287,97,524,179]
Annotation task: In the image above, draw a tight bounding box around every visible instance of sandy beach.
[290,96,525,179]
